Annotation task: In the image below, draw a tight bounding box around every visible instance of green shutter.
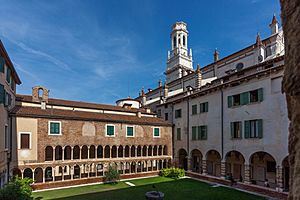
[6,67,10,83]
[202,126,207,140]
[239,122,242,138]
[192,126,197,140]
[154,128,160,137]
[107,125,114,136]
[240,92,249,105]
[244,121,250,138]
[257,119,263,138]
[230,122,234,138]
[0,57,4,73]
[127,127,133,136]
[50,122,55,133]
[258,88,264,102]
[228,96,233,108]
[177,128,181,140]
[54,123,60,133]
[192,105,197,115]
[0,84,4,104]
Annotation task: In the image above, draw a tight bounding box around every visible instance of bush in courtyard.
[0,176,33,200]
[160,168,185,179]
[104,165,120,184]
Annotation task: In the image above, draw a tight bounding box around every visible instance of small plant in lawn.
[104,165,120,184]
[0,176,33,200]
[160,168,185,179]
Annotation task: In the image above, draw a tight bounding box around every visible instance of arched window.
[38,88,43,98]
[183,35,186,46]
[45,146,53,161]
[97,145,103,158]
[89,145,96,159]
[64,146,71,160]
[81,145,88,159]
[73,145,80,159]
[55,146,62,160]
[173,36,176,48]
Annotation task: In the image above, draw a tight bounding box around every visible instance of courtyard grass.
[33,176,266,200]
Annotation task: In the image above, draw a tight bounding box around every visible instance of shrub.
[104,165,120,184]
[160,168,185,179]
[0,176,33,200]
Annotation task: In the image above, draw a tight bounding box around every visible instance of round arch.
[206,150,221,177]
[191,149,203,173]
[178,148,188,170]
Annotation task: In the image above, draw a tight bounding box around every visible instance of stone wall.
[280,0,300,199]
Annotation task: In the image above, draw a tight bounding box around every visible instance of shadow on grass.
[34,178,266,200]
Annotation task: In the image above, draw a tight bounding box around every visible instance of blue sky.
[0,0,280,104]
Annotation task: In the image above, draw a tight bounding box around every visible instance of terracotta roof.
[10,106,171,126]
[16,94,152,114]
[0,40,21,84]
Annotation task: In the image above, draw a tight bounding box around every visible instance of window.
[192,104,197,115]
[200,102,208,113]
[173,36,176,48]
[48,121,61,135]
[157,109,161,117]
[0,56,4,73]
[153,127,160,137]
[183,35,186,46]
[6,67,11,84]
[165,113,168,121]
[175,109,182,118]
[4,91,11,107]
[0,84,4,104]
[176,128,181,140]
[228,88,263,108]
[126,126,134,137]
[106,125,115,136]
[192,126,207,140]
[5,125,8,149]
[230,122,242,139]
[20,133,30,149]
[244,119,263,138]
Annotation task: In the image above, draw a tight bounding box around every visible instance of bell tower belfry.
[166,22,193,83]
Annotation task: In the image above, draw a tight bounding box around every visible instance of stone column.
[244,164,251,184]
[62,147,64,161]
[79,147,82,160]
[42,168,45,183]
[62,167,64,181]
[116,146,119,158]
[52,168,55,182]
[71,167,73,180]
[53,147,55,161]
[71,147,73,160]
[188,157,192,171]
[88,147,90,159]
[221,161,226,178]
[276,166,284,192]
[202,160,207,175]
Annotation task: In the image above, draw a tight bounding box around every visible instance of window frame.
[48,121,62,135]
[175,109,182,119]
[18,132,31,150]
[105,124,116,137]
[192,104,197,115]
[231,121,242,139]
[200,102,208,113]
[126,125,135,137]
[153,127,160,138]
[176,128,181,141]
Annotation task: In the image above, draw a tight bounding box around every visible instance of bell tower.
[166,22,193,83]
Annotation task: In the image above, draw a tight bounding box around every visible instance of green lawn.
[33,177,266,200]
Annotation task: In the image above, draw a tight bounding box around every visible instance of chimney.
[195,64,202,89]
[141,87,146,107]
[214,48,219,62]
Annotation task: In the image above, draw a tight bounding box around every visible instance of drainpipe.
[7,116,12,183]
[221,89,224,159]
[171,104,175,163]
[187,98,190,169]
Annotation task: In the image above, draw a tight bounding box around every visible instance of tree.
[104,165,120,184]
[0,176,33,200]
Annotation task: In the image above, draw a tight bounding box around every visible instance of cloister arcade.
[178,148,289,191]
[15,144,170,185]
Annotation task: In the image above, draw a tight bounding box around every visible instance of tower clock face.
[258,55,263,62]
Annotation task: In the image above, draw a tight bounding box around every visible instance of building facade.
[137,15,289,191]
[0,40,21,187]
[10,86,172,189]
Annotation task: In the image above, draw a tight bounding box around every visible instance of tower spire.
[269,14,279,34]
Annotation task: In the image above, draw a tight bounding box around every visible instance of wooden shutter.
[257,119,263,138]
[0,84,4,104]
[202,126,207,140]
[192,126,197,140]
[228,96,233,108]
[108,126,115,136]
[0,57,4,73]
[240,92,249,105]
[239,122,242,138]
[258,88,264,102]
[230,122,234,138]
[21,134,30,149]
[244,121,250,138]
